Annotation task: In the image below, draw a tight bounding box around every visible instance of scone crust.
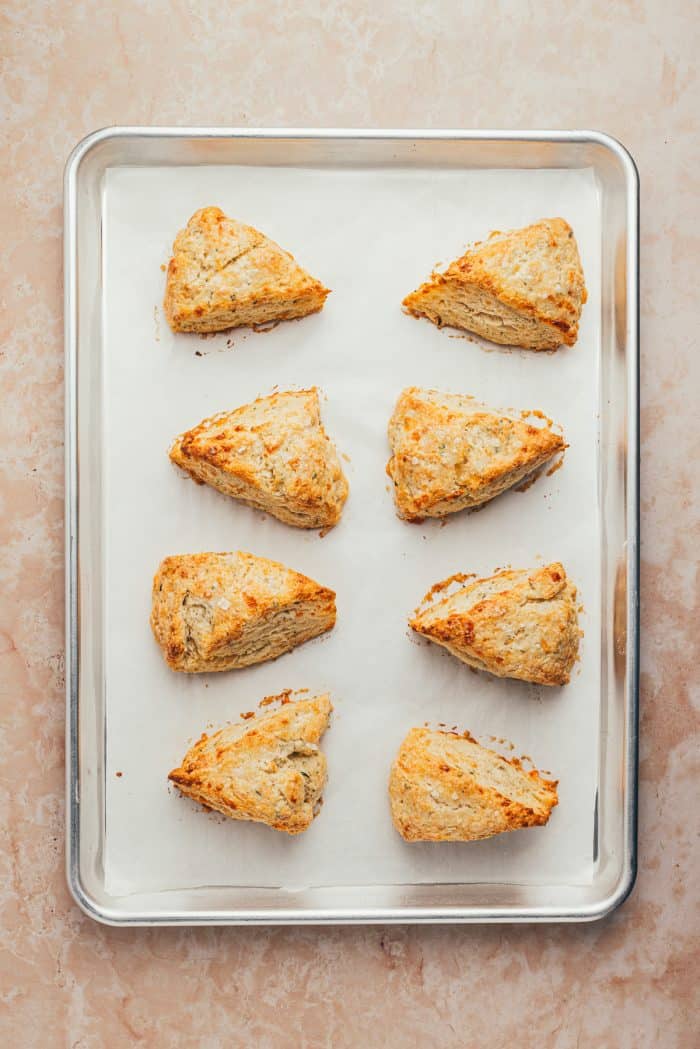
[169,694,332,834]
[387,387,565,521]
[164,206,330,333]
[403,217,587,349]
[150,551,336,673]
[170,388,349,529]
[411,562,580,686]
[389,727,558,842]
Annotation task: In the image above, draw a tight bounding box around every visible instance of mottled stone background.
[1,1,698,1046]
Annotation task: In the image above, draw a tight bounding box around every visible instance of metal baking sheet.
[64,128,639,925]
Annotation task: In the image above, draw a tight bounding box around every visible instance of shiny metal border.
[65,128,639,925]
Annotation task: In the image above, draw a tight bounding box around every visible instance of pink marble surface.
[1,1,698,1045]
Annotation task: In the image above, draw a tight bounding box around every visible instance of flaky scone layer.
[150,551,336,673]
[411,562,580,686]
[169,693,332,834]
[387,387,565,521]
[164,206,330,333]
[403,218,587,349]
[170,388,348,529]
[389,727,558,842]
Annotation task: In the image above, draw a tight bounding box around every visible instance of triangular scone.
[170,388,349,529]
[169,693,332,834]
[387,387,565,521]
[164,206,330,333]
[150,551,336,673]
[410,563,580,686]
[403,218,587,349]
[389,727,558,842]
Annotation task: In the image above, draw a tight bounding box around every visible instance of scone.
[403,218,587,349]
[169,693,332,834]
[150,551,336,673]
[389,727,558,842]
[164,206,330,333]
[170,388,348,529]
[387,387,565,521]
[410,562,580,686]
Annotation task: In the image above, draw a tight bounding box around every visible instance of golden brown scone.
[164,206,330,333]
[170,388,348,529]
[389,727,558,842]
[150,551,336,673]
[410,563,580,686]
[403,218,587,349]
[387,387,565,521]
[169,693,332,834]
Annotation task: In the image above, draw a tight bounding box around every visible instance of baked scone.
[403,218,587,349]
[150,551,336,673]
[170,388,349,529]
[164,206,330,333]
[169,693,332,834]
[410,563,580,686]
[389,727,558,842]
[387,387,565,521]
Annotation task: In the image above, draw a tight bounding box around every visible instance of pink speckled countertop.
[1,2,698,1046]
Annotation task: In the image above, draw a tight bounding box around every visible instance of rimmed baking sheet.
[65,129,638,923]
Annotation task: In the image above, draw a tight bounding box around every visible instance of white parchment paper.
[102,163,601,895]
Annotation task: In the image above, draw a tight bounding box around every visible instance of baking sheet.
[101,163,601,896]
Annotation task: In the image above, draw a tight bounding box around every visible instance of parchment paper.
[102,162,601,895]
